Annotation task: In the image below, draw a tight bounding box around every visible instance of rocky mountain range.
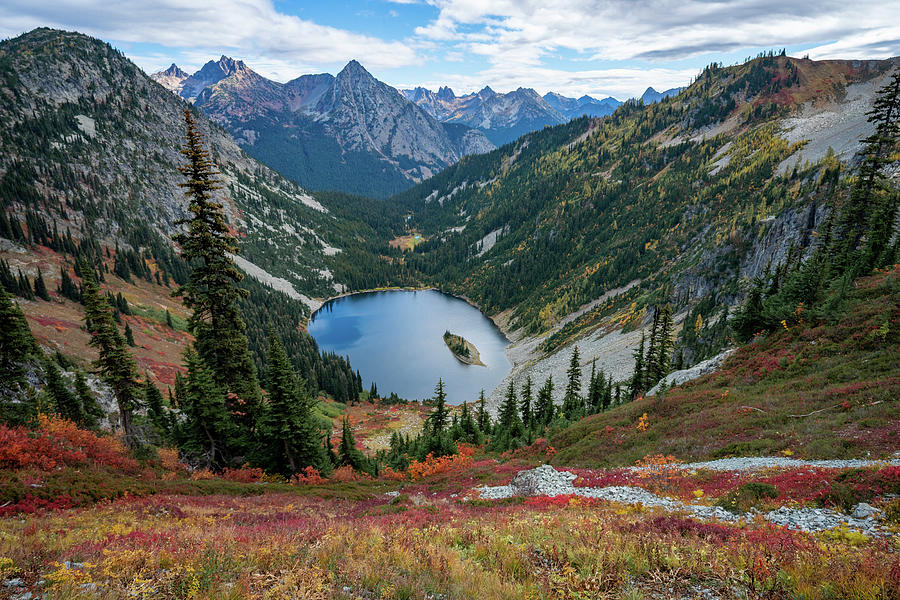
[401,86,626,146]
[154,58,495,198]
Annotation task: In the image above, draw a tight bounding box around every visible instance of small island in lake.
[443,330,486,366]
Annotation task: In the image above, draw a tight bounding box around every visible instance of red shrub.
[290,466,326,486]
[0,493,73,516]
[221,465,265,483]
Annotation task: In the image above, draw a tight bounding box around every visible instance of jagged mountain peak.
[338,59,371,79]
[162,63,187,78]
[437,86,455,100]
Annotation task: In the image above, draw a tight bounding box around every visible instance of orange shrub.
[330,465,361,483]
[221,465,265,483]
[157,447,186,474]
[407,450,473,480]
[379,466,405,481]
[290,466,326,486]
[190,468,215,481]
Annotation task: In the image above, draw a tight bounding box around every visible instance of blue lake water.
[308,290,511,404]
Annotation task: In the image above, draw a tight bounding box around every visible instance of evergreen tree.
[81,265,141,445]
[427,378,450,438]
[143,377,171,440]
[643,308,660,389]
[602,374,614,411]
[261,331,326,474]
[535,375,555,425]
[459,401,478,444]
[338,416,370,472]
[498,380,521,431]
[177,349,235,468]
[74,369,104,429]
[42,358,84,424]
[124,321,136,346]
[835,69,900,275]
[58,266,81,303]
[0,286,37,404]
[165,309,174,329]
[33,269,49,301]
[630,333,646,399]
[172,109,262,427]
[476,389,491,433]
[422,379,455,458]
[562,346,583,417]
[650,305,674,385]
[17,269,34,300]
[520,374,534,428]
[587,359,603,413]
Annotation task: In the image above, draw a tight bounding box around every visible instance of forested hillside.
[0,29,410,401]
[398,54,898,359]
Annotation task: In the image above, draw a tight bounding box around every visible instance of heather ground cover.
[2,426,899,600]
[2,471,899,600]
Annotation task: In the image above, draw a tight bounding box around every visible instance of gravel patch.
[475,465,894,536]
[672,457,900,472]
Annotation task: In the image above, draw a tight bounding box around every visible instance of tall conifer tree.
[81,265,141,445]
[262,331,326,474]
[172,109,261,428]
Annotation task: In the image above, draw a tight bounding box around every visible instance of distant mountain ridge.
[640,86,684,104]
[399,86,625,146]
[153,58,494,198]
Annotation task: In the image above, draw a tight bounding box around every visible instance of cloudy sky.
[2,0,899,99]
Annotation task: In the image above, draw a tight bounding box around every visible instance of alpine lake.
[307,289,512,404]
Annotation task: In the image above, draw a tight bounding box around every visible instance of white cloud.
[416,0,900,64]
[0,0,419,72]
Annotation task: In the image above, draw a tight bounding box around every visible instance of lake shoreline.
[308,286,515,341]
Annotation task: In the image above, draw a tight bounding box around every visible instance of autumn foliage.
[0,414,138,472]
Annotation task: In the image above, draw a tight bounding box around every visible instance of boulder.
[646,349,735,396]
[509,465,576,496]
[851,502,880,519]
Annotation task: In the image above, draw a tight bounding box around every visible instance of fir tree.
[33,269,49,301]
[423,379,454,457]
[143,377,171,439]
[177,349,235,468]
[165,309,174,329]
[172,109,261,427]
[535,375,554,425]
[58,266,81,303]
[643,308,660,389]
[261,331,326,474]
[0,286,37,403]
[427,378,450,438]
[562,346,583,417]
[587,359,603,413]
[338,417,369,472]
[630,333,646,399]
[17,269,34,300]
[74,369,104,429]
[476,389,491,433]
[42,358,84,424]
[81,264,141,445]
[124,321,136,346]
[520,374,534,428]
[652,305,675,383]
[497,380,520,431]
[459,402,478,444]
